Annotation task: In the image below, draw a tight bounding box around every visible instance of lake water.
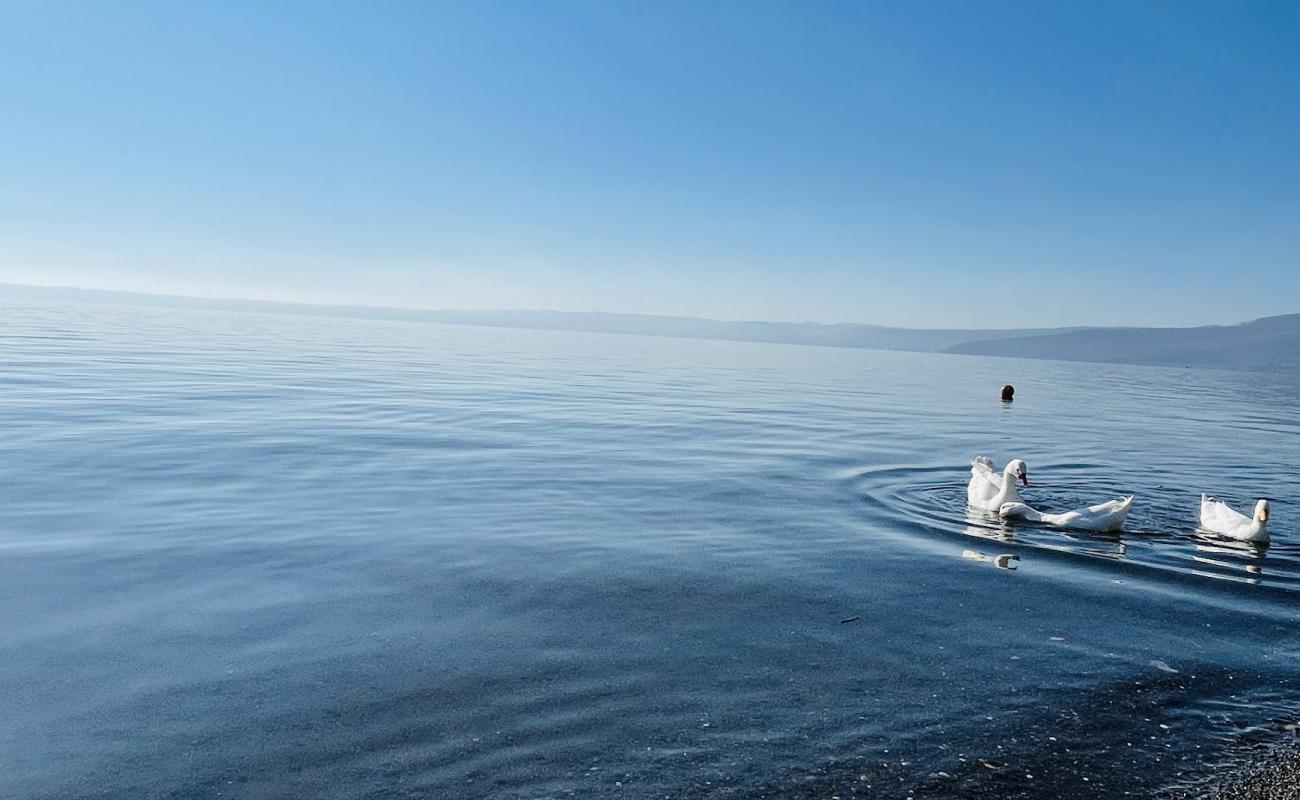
[3,301,1299,799]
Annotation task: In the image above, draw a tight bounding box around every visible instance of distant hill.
[2,282,1297,371]
[0,283,1067,353]
[944,314,1300,371]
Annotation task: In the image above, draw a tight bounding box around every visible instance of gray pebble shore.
[1166,744,1300,800]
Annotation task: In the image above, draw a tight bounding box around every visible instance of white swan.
[1199,495,1270,543]
[999,496,1133,532]
[967,456,1028,511]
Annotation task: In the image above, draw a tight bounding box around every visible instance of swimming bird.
[999,496,1133,533]
[1199,495,1270,543]
[967,456,1028,511]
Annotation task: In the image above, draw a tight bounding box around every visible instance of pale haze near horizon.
[2,1,1298,329]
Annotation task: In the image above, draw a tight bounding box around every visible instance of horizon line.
[0,280,1280,333]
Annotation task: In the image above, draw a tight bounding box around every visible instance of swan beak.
[1019,474,1029,486]
[1259,510,1269,522]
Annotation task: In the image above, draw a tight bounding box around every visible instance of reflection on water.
[962,506,1018,544]
[1059,529,1128,560]
[961,549,1020,570]
[1191,536,1269,585]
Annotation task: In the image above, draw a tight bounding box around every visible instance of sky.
[2,0,1298,328]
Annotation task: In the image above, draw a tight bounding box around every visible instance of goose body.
[967,456,1029,511]
[1199,495,1270,543]
[999,496,1133,533]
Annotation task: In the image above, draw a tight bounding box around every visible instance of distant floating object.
[1000,384,1015,402]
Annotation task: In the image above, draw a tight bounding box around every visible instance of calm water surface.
[3,301,1300,799]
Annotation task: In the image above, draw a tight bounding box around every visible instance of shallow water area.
[3,300,1300,799]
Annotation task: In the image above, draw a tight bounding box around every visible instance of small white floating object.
[999,496,1133,532]
[1199,494,1270,543]
[962,549,1020,570]
[967,456,1029,511]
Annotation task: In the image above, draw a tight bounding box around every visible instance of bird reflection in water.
[1058,528,1128,561]
[961,549,1021,570]
[1190,535,1268,585]
[959,508,1023,569]
[962,507,1017,543]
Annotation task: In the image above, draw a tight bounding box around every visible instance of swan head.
[1256,499,1270,524]
[1005,459,1029,486]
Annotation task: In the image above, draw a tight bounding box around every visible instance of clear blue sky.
[2,1,1298,328]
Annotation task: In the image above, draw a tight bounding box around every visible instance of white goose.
[1199,495,1270,543]
[967,456,1029,512]
[999,496,1133,533]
